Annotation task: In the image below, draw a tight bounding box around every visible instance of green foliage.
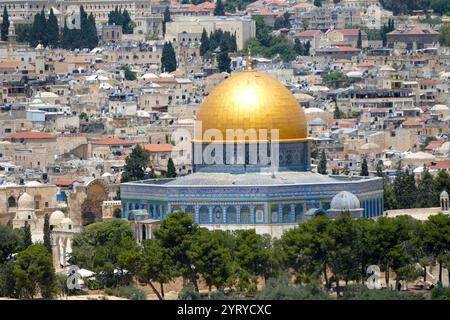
[79,112,88,122]
[357,29,362,49]
[274,12,291,30]
[440,22,450,47]
[1,7,10,42]
[416,167,436,208]
[15,24,32,43]
[43,213,51,252]
[0,226,23,264]
[60,6,98,50]
[70,220,139,288]
[318,150,327,174]
[154,212,200,289]
[121,144,151,183]
[341,284,424,300]
[13,244,57,299]
[243,17,296,62]
[214,0,225,16]
[166,158,177,178]
[0,261,16,298]
[104,285,147,300]
[380,0,435,15]
[201,29,237,59]
[23,222,32,248]
[314,0,322,7]
[178,282,201,300]
[322,71,350,88]
[217,51,231,73]
[121,65,137,81]
[161,41,177,72]
[108,7,134,34]
[188,229,234,291]
[255,277,329,300]
[333,105,345,119]
[360,158,369,176]
[431,287,450,299]
[393,163,417,209]
[431,0,450,14]
[294,39,311,56]
[200,29,210,56]
[47,9,59,47]
[163,6,171,36]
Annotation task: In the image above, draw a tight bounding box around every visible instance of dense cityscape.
[0,0,449,303]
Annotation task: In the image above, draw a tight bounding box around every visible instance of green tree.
[161,41,177,72]
[416,167,436,208]
[0,226,23,264]
[43,213,52,252]
[333,105,344,119]
[121,65,137,81]
[163,6,171,36]
[13,244,57,299]
[214,0,226,16]
[431,0,450,14]
[357,29,362,49]
[30,10,47,47]
[432,170,450,206]
[360,158,369,176]
[70,220,139,288]
[1,7,9,42]
[217,50,231,73]
[422,214,450,287]
[139,239,174,300]
[440,22,450,46]
[318,150,327,174]
[47,8,59,47]
[121,145,150,183]
[86,13,99,49]
[166,157,177,178]
[23,222,32,248]
[154,212,200,290]
[0,261,16,298]
[376,160,384,177]
[200,28,210,56]
[384,176,397,210]
[314,0,322,7]
[188,229,234,292]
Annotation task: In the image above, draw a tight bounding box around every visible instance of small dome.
[441,190,449,197]
[61,217,73,225]
[310,117,326,126]
[25,181,42,186]
[50,210,65,226]
[331,191,361,211]
[18,192,34,210]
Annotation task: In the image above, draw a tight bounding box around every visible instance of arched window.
[294,204,303,222]
[149,205,154,218]
[226,207,236,224]
[282,205,290,223]
[199,206,209,224]
[185,206,194,221]
[7,196,16,208]
[213,206,222,224]
[241,206,250,224]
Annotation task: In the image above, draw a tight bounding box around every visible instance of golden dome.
[196,71,308,142]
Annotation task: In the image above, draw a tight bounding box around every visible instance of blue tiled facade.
[121,176,384,225]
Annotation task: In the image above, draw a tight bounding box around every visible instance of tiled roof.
[144,143,175,152]
[92,137,136,145]
[5,132,56,139]
[0,60,21,69]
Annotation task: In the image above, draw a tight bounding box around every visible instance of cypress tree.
[43,213,51,252]
[167,158,177,178]
[376,160,384,177]
[416,167,435,208]
[87,13,99,49]
[161,41,177,72]
[217,50,231,73]
[357,29,362,49]
[1,7,9,42]
[47,8,59,47]
[163,6,171,36]
[200,28,209,56]
[24,222,32,248]
[214,0,225,16]
[360,158,369,176]
[318,150,327,174]
[122,9,133,34]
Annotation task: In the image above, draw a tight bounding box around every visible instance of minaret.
[8,20,16,44]
[35,42,45,75]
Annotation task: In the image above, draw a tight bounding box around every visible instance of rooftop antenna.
[247,45,252,71]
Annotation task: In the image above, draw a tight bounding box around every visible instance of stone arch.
[226,206,236,224]
[213,206,222,224]
[241,206,251,224]
[7,196,16,208]
[199,206,209,224]
[81,179,109,226]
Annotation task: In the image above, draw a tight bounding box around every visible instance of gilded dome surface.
[197,71,308,142]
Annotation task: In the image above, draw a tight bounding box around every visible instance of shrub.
[431,287,450,300]
[255,278,329,300]
[178,282,201,300]
[104,285,147,300]
[341,284,425,300]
